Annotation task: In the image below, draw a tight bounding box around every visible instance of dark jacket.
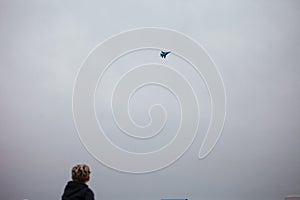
[62,181,94,200]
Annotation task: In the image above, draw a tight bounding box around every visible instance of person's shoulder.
[86,187,94,195]
[85,187,95,200]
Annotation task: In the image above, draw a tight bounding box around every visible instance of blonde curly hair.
[71,164,91,182]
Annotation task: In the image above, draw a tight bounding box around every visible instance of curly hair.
[71,164,91,182]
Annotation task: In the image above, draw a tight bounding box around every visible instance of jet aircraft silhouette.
[160,51,171,58]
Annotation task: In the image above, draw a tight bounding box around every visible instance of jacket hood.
[62,181,89,200]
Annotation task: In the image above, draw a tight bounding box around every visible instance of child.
[62,164,95,200]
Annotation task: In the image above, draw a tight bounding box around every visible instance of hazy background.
[0,0,300,200]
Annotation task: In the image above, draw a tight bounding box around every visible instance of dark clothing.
[62,181,94,200]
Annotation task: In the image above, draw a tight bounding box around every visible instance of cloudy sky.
[0,1,300,200]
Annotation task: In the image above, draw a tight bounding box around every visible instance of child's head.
[71,164,91,183]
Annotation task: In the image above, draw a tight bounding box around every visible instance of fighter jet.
[160,51,171,58]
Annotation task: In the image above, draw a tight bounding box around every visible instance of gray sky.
[0,0,300,200]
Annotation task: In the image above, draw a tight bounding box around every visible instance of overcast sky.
[0,1,300,200]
